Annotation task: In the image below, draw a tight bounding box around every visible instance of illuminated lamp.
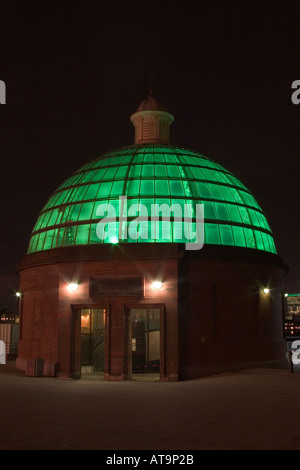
[263,288,270,294]
[68,283,79,292]
[152,281,163,290]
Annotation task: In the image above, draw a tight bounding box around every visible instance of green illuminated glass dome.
[27,94,276,255]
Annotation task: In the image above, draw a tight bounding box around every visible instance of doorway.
[80,308,106,375]
[129,308,161,379]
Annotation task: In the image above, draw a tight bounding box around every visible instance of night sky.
[0,0,299,310]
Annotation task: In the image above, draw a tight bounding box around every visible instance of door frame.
[124,303,165,380]
[71,304,110,379]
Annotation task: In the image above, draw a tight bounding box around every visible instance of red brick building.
[16,91,288,380]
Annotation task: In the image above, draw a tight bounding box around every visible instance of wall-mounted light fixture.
[15,291,21,297]
[68,283,79,292]
[263,288,270,294]
[152,281,163,290]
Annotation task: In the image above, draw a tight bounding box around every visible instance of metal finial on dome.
[149,74,155,96]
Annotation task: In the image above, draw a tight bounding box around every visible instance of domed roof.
[27,144,276,255]
[136,91,169,112]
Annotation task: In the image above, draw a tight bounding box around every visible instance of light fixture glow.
[152,281,163,290]
[284,293,288,297]
[110,236,119,244]
[68,283,79,292]
[16,292,21,297]
[263,288,270,294]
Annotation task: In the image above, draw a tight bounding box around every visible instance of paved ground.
[0,361,300,450]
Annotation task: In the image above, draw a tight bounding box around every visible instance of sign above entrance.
[89,277,144,297]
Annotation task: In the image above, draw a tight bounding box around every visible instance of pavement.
[0,360,300,450]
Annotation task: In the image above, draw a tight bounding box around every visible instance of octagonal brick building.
[16,90,288,380]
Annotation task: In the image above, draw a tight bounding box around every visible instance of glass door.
[80,308,106,374]
[130,308,160,376]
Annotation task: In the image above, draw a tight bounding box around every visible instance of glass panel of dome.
[128,165,142,178]
[218,185,236,203]
[182,181,193,198]
[83,184,100,200]
[232,226,246,247]
[102,167,118,180]
[91,169,106,182]
[219,225,234,246]
[92,201,108,220]
[260,232,270,252]
[34,213,46,231]
[196,182,212,198]
[63,227,76,246]
[71,186,89,202]
[248,209,260,227]
[121,155,134,164]
[36,231,46,251]
[229,187,244,204]
[238,206,251,225]
[53,190,67,206]
[140,180,154,196]
[56,210,63,225]
[191,167,206,180]
[60,205,71,223]
[139,198,154,214]
[170,199,186,216]
[155,180,169,196]
[154,165,167,177]
[201,168,218,182]
[205,224,221,244]
[55,228,66,247]
[96,181,112,198]
[107,198,120,216]
[215,203,230,221]
[202,201,217,219]
[254,230,264,251]
[43,230,55,251]
[142,165,154,177]
[132,154,144,164]
[167,180,184,197]
[110,181,124,197]
[254,211,267,229]
[209,184,225,200]
[167,166,180,178]
[143,154,154,163]
[244,228,256,249]
[126,179,140,196]
[67,204,81,222]
[47,209,59,227]
[173,221,185,242]
[78,202,94,221]
[41,211,52,229]
[214,172,230,184]
[153,154,165,163]
[75,224,90,245]
[164,154,177,164]
[115,166,128,179]
[79,170,97,183]
[227,204,243,223]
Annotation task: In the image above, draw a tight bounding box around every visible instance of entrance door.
[80,308,106,374]
[130,308,160,377]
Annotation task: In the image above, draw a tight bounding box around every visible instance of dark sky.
[0,0,300,309]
